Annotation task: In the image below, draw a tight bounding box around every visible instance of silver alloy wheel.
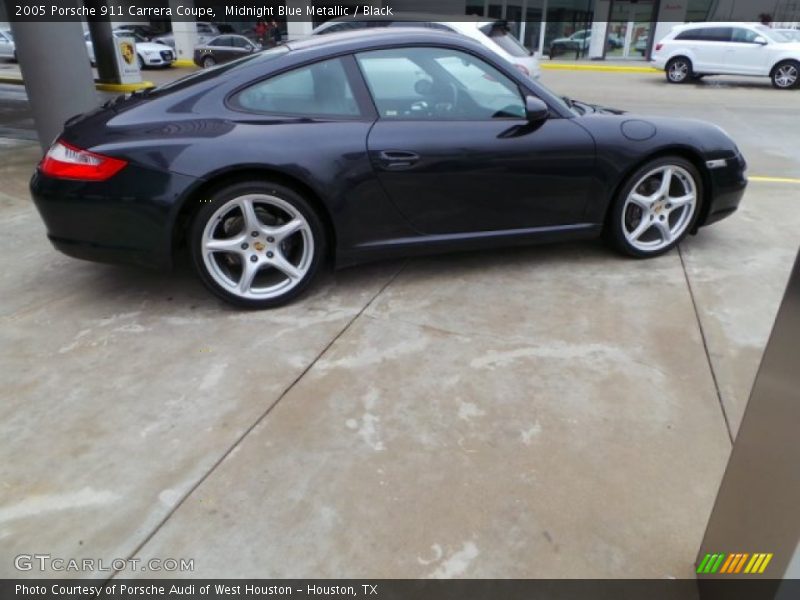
[622,165,697,253]
[668,59,689,82]
[201,194,314,300]
[774,64,798,88]
[203,56,215,68]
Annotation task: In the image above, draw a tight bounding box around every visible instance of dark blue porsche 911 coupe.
[31,29,746,308]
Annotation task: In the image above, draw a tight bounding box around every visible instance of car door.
[694,26,732,72]
[230,36,256,58]
[725,27,772,75]
[210,36,237,62]
[356,46,595,234]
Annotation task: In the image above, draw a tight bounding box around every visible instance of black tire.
[189,180,326,309]
[202,56,216,68]
[771,60,799,89]
[137,54,145,70]
[607,156,703,259]
[665,56,692,84]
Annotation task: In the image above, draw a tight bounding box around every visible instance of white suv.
[312,15,541,79]
[652,23,800,89]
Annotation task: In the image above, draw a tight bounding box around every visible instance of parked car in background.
[652,22,800,89]
[0,29,15,61]
[85,30,175,69]
[549,29,591,57]
[194,35,260,68]
[312,14,540,79]
[154,22,220,49]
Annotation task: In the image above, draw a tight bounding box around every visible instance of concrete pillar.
[9,18,97,152]
[87,17,119,83]
[698,249,800,592]
[285,0,314,41]
[653,0,688,48]
[169,0,198,63]
[589,0,611,59]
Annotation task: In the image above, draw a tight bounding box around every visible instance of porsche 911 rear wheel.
[189,181,325,308]
[609,157,701,258]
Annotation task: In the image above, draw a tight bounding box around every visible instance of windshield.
[480,23,531,57]
[755,27,793,43]
[3,30,13,41]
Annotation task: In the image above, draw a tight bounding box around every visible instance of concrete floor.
[1,69,798,579]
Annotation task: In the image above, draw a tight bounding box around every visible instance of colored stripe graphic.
[759,554,773,574]
[699,552,773,575]
[719,554,736,573]
[711,554,726,573]
[697,554,712,574]
[735,553,749,573]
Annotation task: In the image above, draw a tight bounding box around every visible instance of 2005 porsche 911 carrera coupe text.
[30,29,747,308]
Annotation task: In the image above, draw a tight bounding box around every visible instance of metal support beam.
[86,13,119,83]
[698,248,800,593]
[8,17,97,152]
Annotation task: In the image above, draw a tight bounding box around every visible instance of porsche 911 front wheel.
[609,157,702,258]
[189,181,325,308]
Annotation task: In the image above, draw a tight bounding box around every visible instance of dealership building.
[3,0,800,64]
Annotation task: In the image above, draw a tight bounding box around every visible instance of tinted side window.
[700,27,733,42]
[675,27,731,41]
[356,47,525,121]
[231,58,360,118]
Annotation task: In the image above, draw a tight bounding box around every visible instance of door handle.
[377,150,420,170]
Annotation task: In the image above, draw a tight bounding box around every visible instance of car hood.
[137,42,172,52]
[576,113,741,158]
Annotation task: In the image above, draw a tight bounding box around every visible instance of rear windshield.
[151,45,289,96]
[480,24,531,57]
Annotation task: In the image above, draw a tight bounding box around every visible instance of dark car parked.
[31,29,746,308]
[194,34,261,68]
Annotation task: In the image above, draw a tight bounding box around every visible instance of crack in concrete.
[678,244,734,445]
[110,260,408,581]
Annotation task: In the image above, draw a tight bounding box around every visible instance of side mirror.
[525,96,549,123]
[754,35,768,45]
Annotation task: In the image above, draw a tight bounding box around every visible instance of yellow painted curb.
[543,63,660,74]
[1,75,157,92]
[749,175,800,184]
[95,80,155,92]
[172,59,196,68]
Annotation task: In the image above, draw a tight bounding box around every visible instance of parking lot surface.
[1,68,798,579]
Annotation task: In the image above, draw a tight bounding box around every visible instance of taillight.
[40,140,127,181]
[514,63,530,77]
[655,43,663,52]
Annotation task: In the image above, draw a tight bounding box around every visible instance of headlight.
[143,50,156,57]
